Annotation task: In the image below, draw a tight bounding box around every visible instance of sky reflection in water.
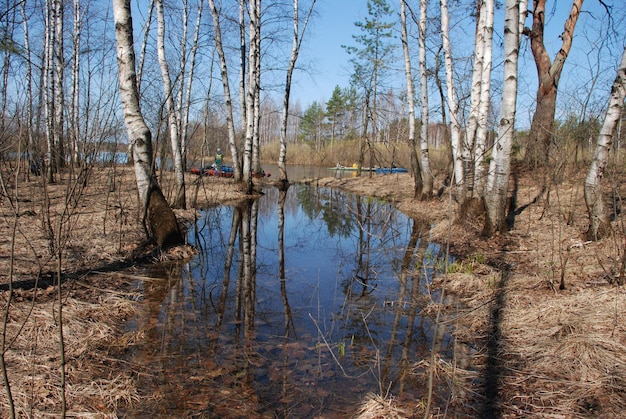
[129,184,452,417]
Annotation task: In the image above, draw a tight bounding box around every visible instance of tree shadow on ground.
[481,263,511,418]
[0,244,165,293]
[506,169,547,230]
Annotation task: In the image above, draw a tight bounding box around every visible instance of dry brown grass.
[319,168,626,417]
[0,289,140,417]
[261,140,451,174]
[2,162,625,417]
[355,392,410,419]
[0,165,250,416]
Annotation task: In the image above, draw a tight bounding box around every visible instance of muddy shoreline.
[1,166,625,417]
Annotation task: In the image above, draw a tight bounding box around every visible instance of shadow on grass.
[507,170,547,230]
[0,245,162,292]
[481,264,510,419]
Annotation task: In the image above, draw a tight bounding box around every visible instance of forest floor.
[0,164,625,417]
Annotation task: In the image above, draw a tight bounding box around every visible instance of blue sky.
[289,0,624,127]
[293,0,367,107]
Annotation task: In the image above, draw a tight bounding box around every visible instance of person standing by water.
[214,148,223,175]
[214,148,223,168]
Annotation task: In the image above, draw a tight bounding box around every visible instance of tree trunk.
[525,0,584,168]
[473,0,494,197]
[137,0,155,95]
[239,0,247,161]
[440,0,464,199]
[400,0,423,198]
[176,0,189,168]
[180,0,203,169]
[584,46,626,240]
[53,0,65,171]
[463,0,488,198]
[156,0,186,209]
[243,0,261,193]
[484,0,519,236]
[279,0,317,186]
[208,0,242,180]
[70,0,81,165]
[21,1,35,177]
[418,0,433,198]
[44,0,57,183]
[113,0,182,248]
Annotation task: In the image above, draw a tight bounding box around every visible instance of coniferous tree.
[343,0,396,172]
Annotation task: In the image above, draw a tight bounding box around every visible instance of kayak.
[375,167,408,174]
[328,165,375,171]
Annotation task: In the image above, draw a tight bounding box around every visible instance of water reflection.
[125,184,453,417]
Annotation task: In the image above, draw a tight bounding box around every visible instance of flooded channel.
[123,184,456,417]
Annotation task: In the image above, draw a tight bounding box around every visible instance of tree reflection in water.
[124,184,457,417]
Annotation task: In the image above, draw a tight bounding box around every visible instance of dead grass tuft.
[355,392,409,419]
[496,284,626,416]
[0,290,139,417]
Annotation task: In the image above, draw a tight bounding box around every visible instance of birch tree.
[155,0,186,209]
[53,0,64,172]
[243,0,261,192]
[239,0,247,144]
[584,46,626,240]
[278,0,317,186]
[399,0,423,198]
[20,1,35,170]
[137,0,155,94]
[418,0,433,197]
[439,0,464,197]
[524,0,584,169]
[483,0,520,235]
[462,0,494,200]
[208,0,242,180]
[69,0,81,164]
[471,0,494,197]
[112,0,183,247]
[43,0,63,183]
[180,0,204,164]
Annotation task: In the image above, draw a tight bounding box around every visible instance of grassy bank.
[260,139,451,172]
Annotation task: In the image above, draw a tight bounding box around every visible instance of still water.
[124,184,453,417]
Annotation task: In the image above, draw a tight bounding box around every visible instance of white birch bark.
[243,0,261,189]
[208,0,242,180]
[137,0,155,95]
[113,0,182,246]
[132,0,154,162]
[463,0,488,196]
[473,0,495,197]
[156,0,186,208]
[21,1,35,166]
[484,0,519,234]
[44,0,55,182]
[239,0,247,138]
[278,0,295,183]
[400,0,423,197]
[113,0,153,205]
[279,0,316,184]
[181,0,203,162]
[53,0,64,170]
[70,0,81,164]
[519,0,528,41]
[440,0,464,196]
[253,42,262,176]
[418,0,433,197]
[584,46,626,239]
[175,0,189,162]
